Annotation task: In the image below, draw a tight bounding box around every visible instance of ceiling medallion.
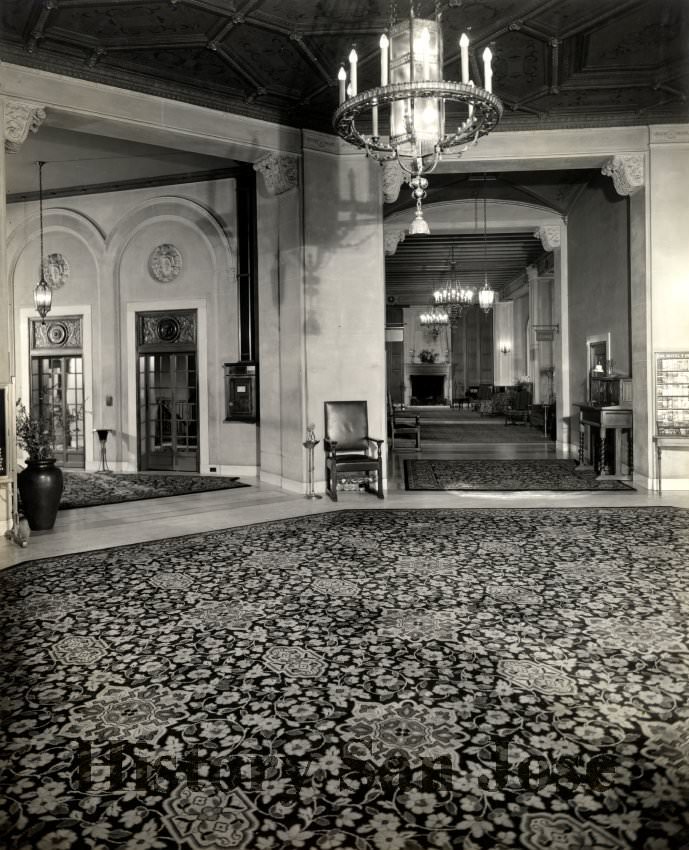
[149,244,183,283]
[333,2,502,235]
[43,253,70,289]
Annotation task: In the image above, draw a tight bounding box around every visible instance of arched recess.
[105,196,237,472]
[8,207,106,467]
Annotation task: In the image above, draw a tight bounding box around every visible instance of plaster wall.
[566,173,631,447]
[648,142,689,483]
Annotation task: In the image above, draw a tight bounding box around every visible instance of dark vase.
[18,459,64,531]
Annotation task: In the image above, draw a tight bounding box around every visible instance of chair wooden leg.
[326,463,337,501]
[332,462,339,501]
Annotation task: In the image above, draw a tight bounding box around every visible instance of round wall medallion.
[42,253,70,289]
[46,322,68,346]
[157,317,180,343]
[149,244,182,283]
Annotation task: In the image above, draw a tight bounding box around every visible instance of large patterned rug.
[405,459,635,491]
[58,471,249,509]
[1,508,688,850]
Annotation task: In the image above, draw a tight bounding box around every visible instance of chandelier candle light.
[333,2,503,235]
[419,307,449,338]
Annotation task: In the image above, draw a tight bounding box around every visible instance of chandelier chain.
[38,160,45,273]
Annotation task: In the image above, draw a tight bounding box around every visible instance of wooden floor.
[2,412,686,569]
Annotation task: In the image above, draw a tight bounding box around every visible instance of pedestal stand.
[95,429,112,472]
[303,439,322,499]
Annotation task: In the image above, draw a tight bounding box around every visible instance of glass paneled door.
[138,352,199,472]
[30,356,85,467]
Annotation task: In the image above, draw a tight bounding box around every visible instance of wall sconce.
[499,342,511,354]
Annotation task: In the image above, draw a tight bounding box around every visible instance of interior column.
[301,131,386,492]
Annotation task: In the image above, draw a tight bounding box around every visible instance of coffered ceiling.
[1,0,687,133]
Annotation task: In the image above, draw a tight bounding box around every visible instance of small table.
[95,429,113,472]
[574,404,633,480]
[653,435,689,496]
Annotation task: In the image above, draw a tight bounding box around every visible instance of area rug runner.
[58,470,249,509]
[1,507,688,849]
[420,423,549,443]
[405,458,635,490]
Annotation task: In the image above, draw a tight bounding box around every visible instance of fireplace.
[410,373,446,405]
[405,360,450,406]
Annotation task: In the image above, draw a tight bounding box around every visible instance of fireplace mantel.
[407,362,449,375]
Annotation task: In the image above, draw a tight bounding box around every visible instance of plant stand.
[303,439,322,499]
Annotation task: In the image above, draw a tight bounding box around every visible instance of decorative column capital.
[534,225,561,252]
[601,154,644,196]
[384,227,406,256]
[381,160,405,204]
[4,100,47,153]
[525,263,539,283]
[253,153,299,196]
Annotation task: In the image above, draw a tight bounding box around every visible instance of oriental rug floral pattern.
[404,459,635,491]
[58,471,249,510]
[2,507,689,850]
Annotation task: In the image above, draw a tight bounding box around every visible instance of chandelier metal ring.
[333,81,503,163]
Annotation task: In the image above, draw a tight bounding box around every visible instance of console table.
[574,404,633,480]
[653,435,689,496]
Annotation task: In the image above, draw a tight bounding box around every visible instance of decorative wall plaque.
[31,317,82,350]
[42,253,70,289]
[138,311,196,347]
[148,244,183,283]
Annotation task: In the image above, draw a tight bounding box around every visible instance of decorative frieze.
[381,160,405,204]
[601,154,644,196]
[534,225,561,252]
[138,311,196,347]
[4,100,47,153]
[253,153,299,196]
[31,316,82,350]
[384,228,406,256]
[149,244,182,283]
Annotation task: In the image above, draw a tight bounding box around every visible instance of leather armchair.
[324,401,384,501]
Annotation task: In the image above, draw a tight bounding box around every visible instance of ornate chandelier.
[432,247,474,323]
[419,307,448,337]
[34,160,52,322]
[333,2,503,235]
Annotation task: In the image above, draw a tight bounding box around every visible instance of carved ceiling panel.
[585,3,688,68]
[226,28,317,92]
[528,0,625,36]
[0,0,686,131]
[491,31,547,94]
[53,3,218,40]
[110,47,238,89]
